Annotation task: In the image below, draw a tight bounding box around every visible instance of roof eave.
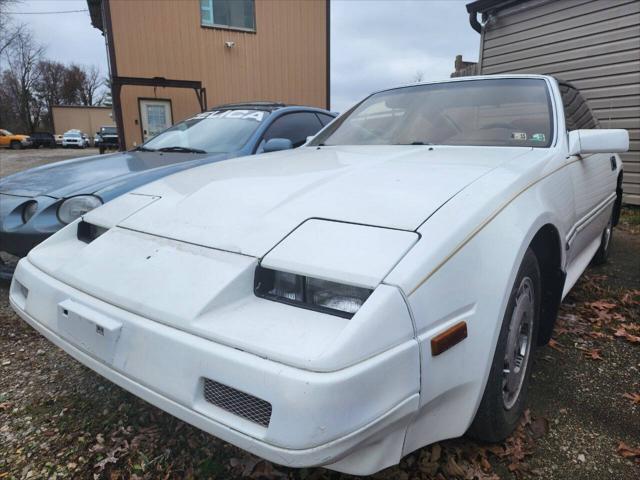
[87,0,104,32]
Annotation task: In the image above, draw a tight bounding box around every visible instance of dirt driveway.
[0,150,638,479]
[0,147,100,178]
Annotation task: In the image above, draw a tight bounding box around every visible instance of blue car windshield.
[143,109,269,153]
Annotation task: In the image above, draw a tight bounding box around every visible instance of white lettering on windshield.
[190,110,265,122]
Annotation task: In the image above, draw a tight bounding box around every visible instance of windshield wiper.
[133,146,156,152]
[157,146,206,154]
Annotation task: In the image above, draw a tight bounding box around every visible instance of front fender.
[385,157,573,455]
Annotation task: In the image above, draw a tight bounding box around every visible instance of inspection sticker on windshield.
[191,110,266,122]
[511,132,527,141]
[531,133,546,142]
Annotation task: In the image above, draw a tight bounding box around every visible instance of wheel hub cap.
[502,276,535,410]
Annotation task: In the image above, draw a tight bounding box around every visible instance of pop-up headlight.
[254,266,372,318]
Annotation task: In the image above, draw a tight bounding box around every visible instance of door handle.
[610,156,616,171]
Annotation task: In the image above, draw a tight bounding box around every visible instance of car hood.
[0,150,221,198]
[121,145,540,257]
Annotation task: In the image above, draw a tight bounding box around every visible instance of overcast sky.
[8,0,480,111]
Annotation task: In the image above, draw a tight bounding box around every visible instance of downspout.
[102,0,126,151]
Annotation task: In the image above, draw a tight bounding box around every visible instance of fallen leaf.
[617,442,640,459]
[587,300,617,310]
[529,417,549,439]
[624,334,640,344]
[548,338,564,352]
[444,456,466,478]
[431,443,441,462]
[577,347,603,360]
[622,393,640,405]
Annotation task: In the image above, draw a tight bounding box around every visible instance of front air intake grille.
[203,378,272,427]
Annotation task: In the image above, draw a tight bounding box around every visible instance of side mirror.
[263,138,293,153]
[568,129,629,156]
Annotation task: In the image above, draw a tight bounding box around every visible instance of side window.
[200,0,255,31]
[262,113,324,149]
[315,113,335,127]
[560,85,597,131]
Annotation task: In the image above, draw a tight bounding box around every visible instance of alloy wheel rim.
[502,276,535,410]
[602,221,612,252]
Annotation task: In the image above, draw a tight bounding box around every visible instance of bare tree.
[412,70,425,83]
[62,64,104,106]
[78,65,102,106]
[4,29,44,131]
[36,59,67,128]
[0,0,24,58]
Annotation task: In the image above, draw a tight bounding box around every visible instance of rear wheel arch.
[528,224,565,346]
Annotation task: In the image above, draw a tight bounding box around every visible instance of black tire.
[592,215,613,265]
[10,141,21,150]
[468,248,541,442]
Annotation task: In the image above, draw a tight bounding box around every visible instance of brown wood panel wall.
[108,0,328,148]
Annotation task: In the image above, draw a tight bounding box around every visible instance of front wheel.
[10,141,21,150]
[468,248,541,442]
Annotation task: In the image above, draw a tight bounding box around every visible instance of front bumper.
[10,258,420,474]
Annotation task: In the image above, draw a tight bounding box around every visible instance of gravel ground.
[0,150,638,479]
[0,147,100,178]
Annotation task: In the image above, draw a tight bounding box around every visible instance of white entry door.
[139,99,172,142]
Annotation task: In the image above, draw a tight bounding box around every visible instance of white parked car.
[62,130,89,148]
[10,75,628,475]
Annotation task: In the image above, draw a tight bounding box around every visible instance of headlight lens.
[57,195,103,224]
[255,267,372,318]
[22,201,38,223]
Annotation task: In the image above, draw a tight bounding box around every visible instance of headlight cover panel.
[260,219,419,289]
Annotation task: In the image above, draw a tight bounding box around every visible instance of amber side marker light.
[431,321,468,356]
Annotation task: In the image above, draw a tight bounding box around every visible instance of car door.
[255,112,324,153]
[561,84,617,265]
[0,131,8,147]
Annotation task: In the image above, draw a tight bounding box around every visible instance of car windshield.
[142,109,269,153]
[312,78,553,148]
[101,127,117,134]
[65,133,81,138]
[1,129,12,135]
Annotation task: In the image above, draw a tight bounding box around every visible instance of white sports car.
[10,75,628,475]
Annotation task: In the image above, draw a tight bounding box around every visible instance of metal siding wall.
[480,0,640,205]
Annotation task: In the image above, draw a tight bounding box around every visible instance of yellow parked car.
[0,129,32,149]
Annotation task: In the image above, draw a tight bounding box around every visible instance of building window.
[200,0,255,31]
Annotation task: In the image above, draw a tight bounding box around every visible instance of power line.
[6,9,88,15]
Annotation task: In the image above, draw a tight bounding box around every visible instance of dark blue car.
[0,102,335,263]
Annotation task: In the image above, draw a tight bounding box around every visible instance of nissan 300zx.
[9,75,629,475]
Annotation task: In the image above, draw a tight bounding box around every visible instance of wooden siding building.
[466,0,640,205]
[87,0,329,149]
[51,106,113,136]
